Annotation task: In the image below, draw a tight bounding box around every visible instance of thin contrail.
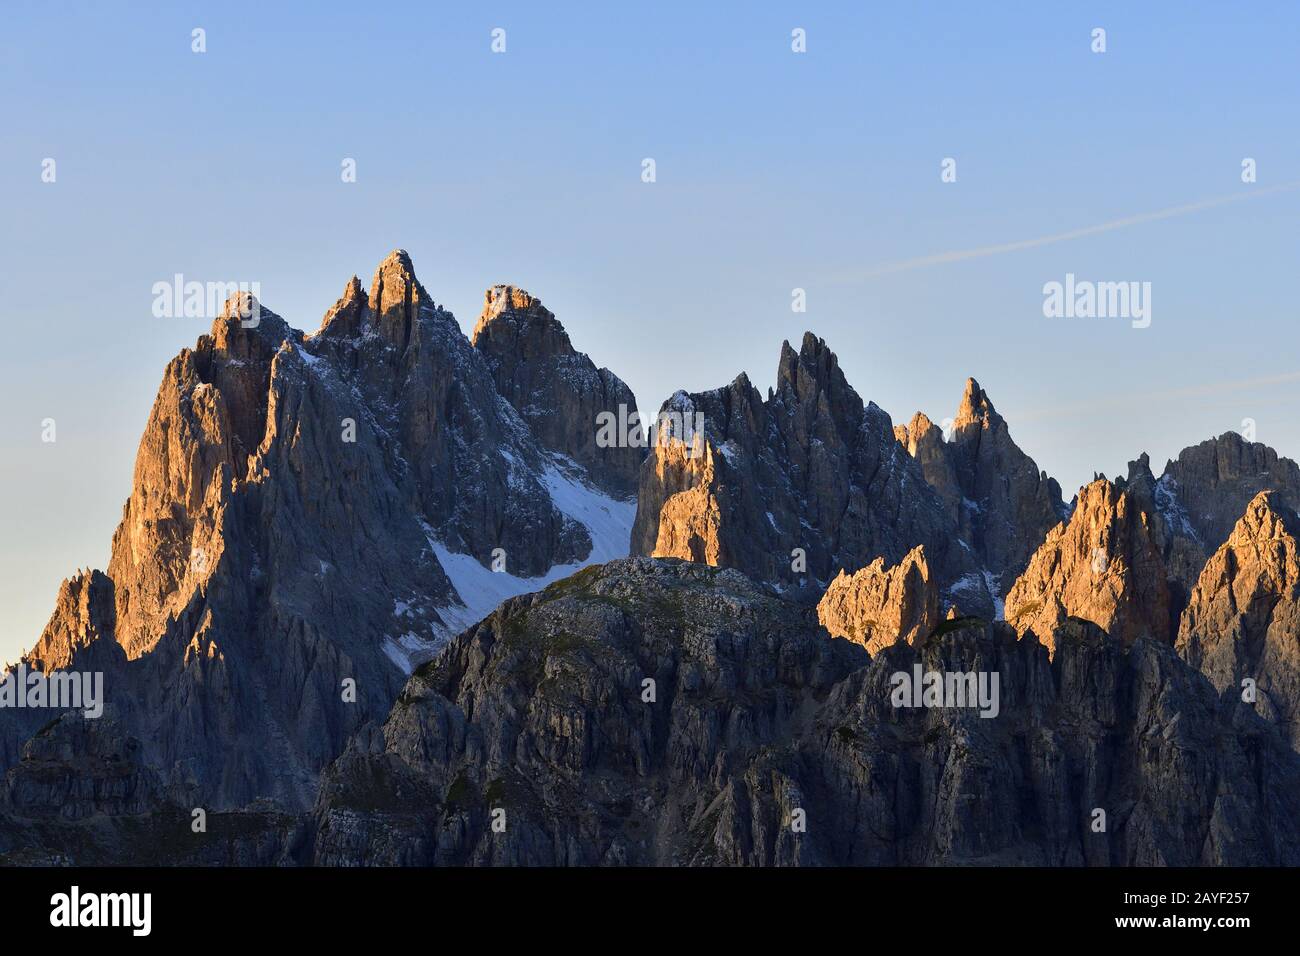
[856,180,1300,278]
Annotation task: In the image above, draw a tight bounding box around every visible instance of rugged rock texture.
[631,334,992,614]
[3,558,1297,866]
[306,559,1300,866]
[311,254,592,577]
[1119,453,1208,614]
[1005,479,1172,653]
[7,260,1300,867]
[1119,434,1300,618]
[0,251,636,814]
[896,379,1067,607]
[4,712,163,821]
[816,546,939,653]
[23,570,116,673]
[0,711,304,864]
[471,285,644,497]
[893,412,963,525]
[1176,492,1300,749]
[1160,431,1300,554]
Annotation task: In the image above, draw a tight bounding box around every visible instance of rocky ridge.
[0,251,638,813]
[631,333,997,616]
[4,261,1300,866]
[305,559,1300,866]
[1176,491,1300,749]
[471,285,644,497]
[895,378,1068,605]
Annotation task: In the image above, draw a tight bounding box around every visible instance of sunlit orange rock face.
[816,545,939,654]
[1005,478,1171,655]
[1177,491,1300,749]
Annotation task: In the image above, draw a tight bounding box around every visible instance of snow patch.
[947,569,1004,620]
[982,570,1005,620]
[382,631,433,674]
[409,459,637,664]
[1154,474,1199,543]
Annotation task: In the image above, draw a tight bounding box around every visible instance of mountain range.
[1,250,1298,866]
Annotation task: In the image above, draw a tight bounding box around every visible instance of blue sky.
[2,1,1298,660]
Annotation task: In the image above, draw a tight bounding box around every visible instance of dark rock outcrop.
[896,378,1067,608]
[1160,431,1300,555]
[471,285,644,498]
[308,559,1300,866]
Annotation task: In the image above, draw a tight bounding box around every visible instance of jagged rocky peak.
[1118,451,1207,611]
[23,570,116,674]
[315,248,436,349]
[470,283,645,497]
[472,284,553,338]
[894,411,963,525]
[103,299,298,661]
[1004,478,1171,654]
[775,331,865,438]
[632,332,983,609]
[895,410,939,448]
[369,248,425,333]
[317,275,368,338]
[1177,491,1300,749]
[953,376,991,430]
[0,249,647,815]
[896,376,1066,598]
[816,545,939,654]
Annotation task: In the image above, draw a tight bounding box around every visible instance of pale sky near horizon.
[2,1,1298,660]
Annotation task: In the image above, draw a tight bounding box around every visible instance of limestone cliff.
[1176,492,1300,749]
[471,285,644,497]
[816,546,939,653]
[896,378,1067,611]
[0,251,638,812]
[631,334,990,613]
[1005,479,1171,654]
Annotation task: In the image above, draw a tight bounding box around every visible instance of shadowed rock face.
[3,530,1299,864]
[817,546,939,653]
[0,251,635,813]
[471,285,645,498]
[8,269,1300,867]
[1177,492,1300,749]
[1161,431,1300,554]
[896,379,1067,606]
[306,559,1300,866]
[1119,453,1209,619]
[1120,434,1300,622]
[1005,479,1172,654]
[631,333,990,614]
